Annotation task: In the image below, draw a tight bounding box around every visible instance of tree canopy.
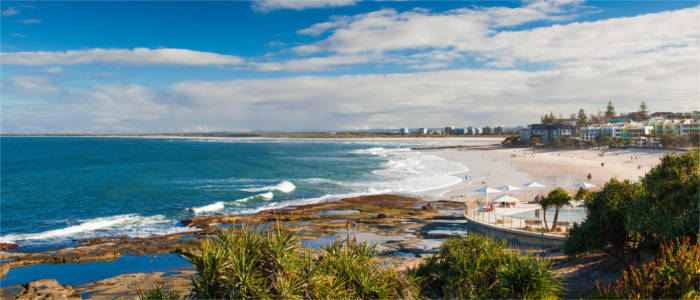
[564,151,699,261]
[576,108,589,127]
[605,101,616,117]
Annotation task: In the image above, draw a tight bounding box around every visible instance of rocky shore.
[1,194,622,299]
[1,195,465,299]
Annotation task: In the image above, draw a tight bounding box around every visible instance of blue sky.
[1,0,699,133]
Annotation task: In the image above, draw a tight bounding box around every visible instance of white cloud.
[1,48,245,66]
[4,47,698,133]
[2,7,19,16]
[161,47,697,131]
[466,6,700,66]
[252,0,359,12]
[9,75,59,93]
[297,16,351,36]
[42,66,63,74]
[293,1,585,54]
[2,2,699,133]
[291,3,699,72]
[254,54,375,71]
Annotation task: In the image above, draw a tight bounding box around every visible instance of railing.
[464,207,574,235]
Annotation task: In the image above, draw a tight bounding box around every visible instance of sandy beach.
[428,147,669,202]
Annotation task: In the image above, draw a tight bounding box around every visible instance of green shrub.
[187,223,417,299]
[564,178,643,259]
[565,151,699,260]
[592,237,699,299]
[412,234,563,299]
[630,150,699,252]
[137,284,182,300]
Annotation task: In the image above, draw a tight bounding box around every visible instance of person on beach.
[352,223,357,243]
[345,221,352,245]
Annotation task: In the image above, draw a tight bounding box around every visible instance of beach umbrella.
[473,187,501,194]
[492,195,521,203]
[523,181,546,189]
[573,182,596,189]
[523,181,547,200]
[497,185,522,192]
[474,187,501,206]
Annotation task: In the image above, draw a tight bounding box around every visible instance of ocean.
[0,137,498,250]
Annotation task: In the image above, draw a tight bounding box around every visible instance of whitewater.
[0,137,499,249]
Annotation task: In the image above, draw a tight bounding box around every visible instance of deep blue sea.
[0,137,496,250]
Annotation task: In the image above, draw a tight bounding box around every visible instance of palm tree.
[574,187,592,203]
[540,188,572,232]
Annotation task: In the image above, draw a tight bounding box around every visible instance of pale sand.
[423,147,671,202]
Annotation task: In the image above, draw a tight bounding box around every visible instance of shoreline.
[0,146,668,298]
[426,146,666,201]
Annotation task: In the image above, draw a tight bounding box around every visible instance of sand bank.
[425,147,668,202]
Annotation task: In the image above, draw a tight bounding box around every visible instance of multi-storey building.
[522,124,576,143]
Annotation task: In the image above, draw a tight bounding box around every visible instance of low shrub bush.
[187,223,417,299]
[592,237,699,299]
[137,284,182,300]
[411,234,563,299]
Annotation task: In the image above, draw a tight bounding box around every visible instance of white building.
[416,128,428,135]
[399,128,409,135]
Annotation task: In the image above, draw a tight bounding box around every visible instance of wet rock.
[14,278,80,299]
[0,243,19,251]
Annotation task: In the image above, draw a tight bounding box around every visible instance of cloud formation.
[1,48,245,66]
[4,44,697,133]
[2,2,698,133]
[252,0,359,12]
[291,3,698,70]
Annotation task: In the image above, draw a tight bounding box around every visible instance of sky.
[1,0,698,133]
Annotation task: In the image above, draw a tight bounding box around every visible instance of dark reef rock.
[0,243,19,251]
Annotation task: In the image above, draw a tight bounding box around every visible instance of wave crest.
[240,180,296,193]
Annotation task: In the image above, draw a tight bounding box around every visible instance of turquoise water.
[1,137,493,250]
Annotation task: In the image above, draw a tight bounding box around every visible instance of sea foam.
[352,147,469,196]
[191,201,225,214]
[0,214,192,244]
[240,180,296,193]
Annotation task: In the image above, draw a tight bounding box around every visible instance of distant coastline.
[0,132,513,138]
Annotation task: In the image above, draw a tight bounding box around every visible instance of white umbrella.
[474,187,501,206]
[497,185,522,192]
[523,181,546,189]
[473,187,501,194]
[492,195,521,203]
[573,182,596,189]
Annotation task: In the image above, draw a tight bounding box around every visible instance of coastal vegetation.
[411,235,563,299]
[564,150,699,260]
[592,238,699,299]
[137,284,182,300]
[564,151,699,298]
[186,224,417,299]
[138,224,565,299]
